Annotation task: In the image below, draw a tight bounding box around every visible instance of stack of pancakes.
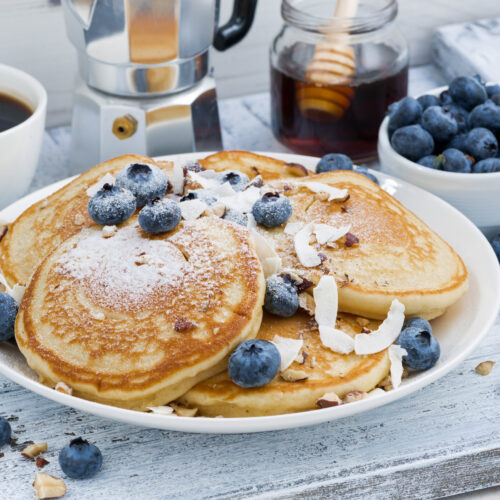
[0,152,468,417]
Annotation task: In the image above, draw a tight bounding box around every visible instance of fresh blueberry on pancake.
[180,189,217,205]
[354,165,379,184]
[404,317,432,334]
[58,437,102,479]
[0,416,11,446]
[138,198,181,234]
[252,192,292,227]
[0,292,18,341]
[316,153,353,173]
[228,339,281,388]
[219,170,249,191]
[397,326,440,370]
[87,183,136,225]
[223,209,248,227]
[115,163,168,207]
[264,275,299,318]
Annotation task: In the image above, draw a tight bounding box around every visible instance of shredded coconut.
[313,223,351,245]
[389,344,407,389]
[299,181,348,201]
[272,335,303,372]
[294,223,321,267]
[86,173,116,197]
[180,199,207,220]
[284,221,303,235]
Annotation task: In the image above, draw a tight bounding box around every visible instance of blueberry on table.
[180,189,217,206]
[354,165,379,184]
[449,76,487,111]
[390,124,434,162]
[219,171,249,191]
[316,153,353,173]
[465,128,498,160]
[252,192,292,227]
[397,325,440,370]
[58,437,102,479]
[138,198,181,234]
[417,94,440,110]
[404,317,432,334]
[88,183,136,226]
[264,275,299,318]
[443,103,469,133]
[0,416,11,447]
[420,106,458,143]
[223,209,248,227]
[115,163,168,207]
[491,235,500,262]
[228,339,281,388]
[437,148,472,173]
[388,97,423,134]
[0,292,18,342]
[468,101,500,132]
[417,155,439,169]
[472,158,500,173]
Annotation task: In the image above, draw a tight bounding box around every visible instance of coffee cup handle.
[213,0,258,51]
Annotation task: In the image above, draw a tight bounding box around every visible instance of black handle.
[213,0,258,51]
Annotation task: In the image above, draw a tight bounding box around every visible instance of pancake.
[253,170,468,320]
[15,216,265,410]
[180,312,390,417]
[0,155,168,288]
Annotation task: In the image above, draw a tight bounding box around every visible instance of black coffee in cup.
[0,93,32,133]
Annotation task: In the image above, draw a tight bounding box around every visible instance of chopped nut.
[54,382,73,396]
[475,361,495,376]
[296,350,308,365]
[22,442,48,459]
[174,318,196,332]
[33,472,66,499]
[73,213,85,225]
[134,253,152,265]
[147,406,174,415]
[298,293,315,315]
[170,404,198,417]
[309,355,316,369]
[342,391,367,404]
[360,327,371,334]
[36,457,50,469]
[102,225,117,238]
[316,392,342,408]
[345,232,359,247]
[378,375,393,391]
[183,161,205,173]
[204,202,226,218]
[281,368,309,382]
[248,174,263,188]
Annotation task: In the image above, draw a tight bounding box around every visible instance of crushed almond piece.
[309,355,316,369]
[281,368,309,382]
[170,404,198,417]
[33,472,66,499]
[360,327,371,334]
[342,391,367,404]
[316,392,342,408]
[344,232,359,247]
[36,457,50,469]
[205,202,226,218]
[298,293,315,315]
[248,174,263,188]
[475,361,495,376]
[296,351,308,365]
[134,253,152,265]
[378,375,393,391]
[40,199,49,209]
[174,318,196,332]
[73,213,85,225]
[54,382,73,395]
[22,442,48,459]
[102,225,117,238]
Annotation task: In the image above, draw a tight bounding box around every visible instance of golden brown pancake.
[15,217,265,410]
[180,312,390,417]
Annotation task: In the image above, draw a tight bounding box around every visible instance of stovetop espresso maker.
[61,0,257,171]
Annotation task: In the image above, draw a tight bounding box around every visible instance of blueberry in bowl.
[390,124,434,162]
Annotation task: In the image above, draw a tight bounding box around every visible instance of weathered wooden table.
[1,66,499,500]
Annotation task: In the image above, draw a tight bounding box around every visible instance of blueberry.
[354,165,379,184]
[0,416,11,447]
[437,148,472,173]
[138,198,181,234]
[491,235,500,261]
[390,125,434,162]
[486,84,500,97]
[472,158,500,173]
[443,103,469,133]
[223,209,248,227]
[87,184,136,226]
[252,192,292,227]
[440,90,453,105]
[228,339,281,388]
[180,189,217,206]
[388,97,423,134]
[59,437,102,479]
[447,132,469,152]
[0,293,18,342]
[420,106,458,142]
[115,163,168,207]
[417,155,439,169]
[316,153,353,173]
[469,101,500,132]
[397,326,440,370]
[404,317,432,333]
[492,94,500,107]
[264,275,299,317]
[219,171,249,192]
[465,127,498,160]
[449,76,487,111]
[417,94,440,110]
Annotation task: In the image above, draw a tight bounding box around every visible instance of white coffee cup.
[0,64,47,209]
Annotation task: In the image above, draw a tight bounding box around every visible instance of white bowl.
[0,64,47,209]
[377,85,500,239]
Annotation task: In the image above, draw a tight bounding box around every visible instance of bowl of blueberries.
[378,75,500,238]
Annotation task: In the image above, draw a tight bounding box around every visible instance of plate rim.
[1,151,499,434]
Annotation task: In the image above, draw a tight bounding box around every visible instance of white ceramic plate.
[0,152,499,434]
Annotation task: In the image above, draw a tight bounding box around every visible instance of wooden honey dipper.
[297,0,359,120]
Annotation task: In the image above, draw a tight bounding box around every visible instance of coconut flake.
[271,335,303,372]
[250,230,282,277]
[180,199,207,220]
[86,173,116,197]
[0,273,25,304]
[221,186,260,213]
[189,169,221,190]
[313,223,351,245]
[313,276,337,326]
[213,182,237,198]
[294,223,321,267]
[170,162,185,194]
[366,388,386,398]
[354,299,405,355]
[319,325,355,354]
[389,344,407,389]
[284,221,303,235]
[299,181,348,201]
[147,406,175,415]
